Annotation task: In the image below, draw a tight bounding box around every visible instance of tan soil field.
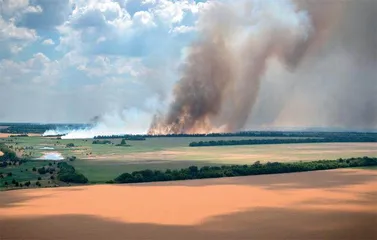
[0,133,10,138]
[0,133,41,138]
[87,143,377,163]
[0,151,3,157]
[1,168,376,240]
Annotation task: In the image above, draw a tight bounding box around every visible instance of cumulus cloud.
[18,0,72,29]
[170,25,196,34]
[0,53,59,85]
[42,38,54,45]
[0,13,38,58]
[57,0,207,56]
[0,0,42,19]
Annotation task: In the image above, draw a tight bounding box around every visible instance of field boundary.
[112,157,377,184]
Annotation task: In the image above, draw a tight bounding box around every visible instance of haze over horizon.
[0,0,376,134]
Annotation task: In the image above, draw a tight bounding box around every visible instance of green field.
[0,160,59,188]
[1,136,377,183]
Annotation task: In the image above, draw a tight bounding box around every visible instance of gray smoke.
[249,0,377,130]
[149,0,325,134]
[149,0,377,134]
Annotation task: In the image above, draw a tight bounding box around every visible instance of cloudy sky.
[0,0,209,123]
[0,0,375,131]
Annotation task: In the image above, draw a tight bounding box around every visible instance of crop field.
[1,136,377,183]
[1,168,376,240]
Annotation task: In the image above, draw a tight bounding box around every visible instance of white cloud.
[0,17,37,40]
[18,0,72,29]
[0,0,210,123]
[42,38,55,45]
[133,10,155,27]
[0,0,30,17]
[170,24,196,34]
[71,54,149,78]
[0,15,38,58]
[0,53,60,86]
[57,0,209,56]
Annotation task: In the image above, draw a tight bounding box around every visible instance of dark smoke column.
[148,0,339,135]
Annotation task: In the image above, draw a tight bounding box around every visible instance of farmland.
[1,168,376,240]
[1,134,377,184]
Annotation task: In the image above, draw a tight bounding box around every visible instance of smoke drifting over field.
[148,0,376,134]
[44,109,153,139]
[46,0,376,139]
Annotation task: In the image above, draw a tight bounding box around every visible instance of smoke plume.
[46,0,375,138]
[149,0,314,134]
[149,0,376,134]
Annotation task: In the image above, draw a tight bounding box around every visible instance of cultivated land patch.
[83,142,377,163]
[0,168,376,240]
[0,133,40,138]
[2,136,376,182]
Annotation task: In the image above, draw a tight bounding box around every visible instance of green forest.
[113,157,377,184]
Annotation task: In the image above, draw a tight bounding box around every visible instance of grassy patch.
[0,160,58,189]
[71,159,220,183]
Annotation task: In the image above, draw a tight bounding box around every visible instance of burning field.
[1,168,376,240]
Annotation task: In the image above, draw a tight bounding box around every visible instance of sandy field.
[0,151,3,157]
[1,169,376,240]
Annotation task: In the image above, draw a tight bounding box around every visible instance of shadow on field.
[0,188,85,209]
[300,190,377,207]
[133,169,377,190]
[1,207,376,240]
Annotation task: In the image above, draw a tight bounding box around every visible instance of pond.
[40,147,55,150]
[38,152,64,161]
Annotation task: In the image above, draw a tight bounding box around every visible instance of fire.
[148,113,229,135]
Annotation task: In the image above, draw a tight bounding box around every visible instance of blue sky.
[1,0,375,130]
[0,0,210,122]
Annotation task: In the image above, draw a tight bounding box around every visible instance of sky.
[0,0,376,131]
[0,0,208,123]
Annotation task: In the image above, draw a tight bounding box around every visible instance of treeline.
[189,136,377,147]
[113,157,377,184]
[0,144,18,163]
[92,140,112,145]
[120,131,377,138]
[9,134,29,137]
[94,135,146,141]
[57,162,88,184]
[94,131,377,141]
[0,123,90,134]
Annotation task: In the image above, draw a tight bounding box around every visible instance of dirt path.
[1,169,376,240]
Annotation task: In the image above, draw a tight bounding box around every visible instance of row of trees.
[57,162,88,184]
[9,134,29,137]
[113,157,377,184]
[102,131,377,139]
[189,136,377,147]
[94,135,146,141]
[92,140,112,145]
